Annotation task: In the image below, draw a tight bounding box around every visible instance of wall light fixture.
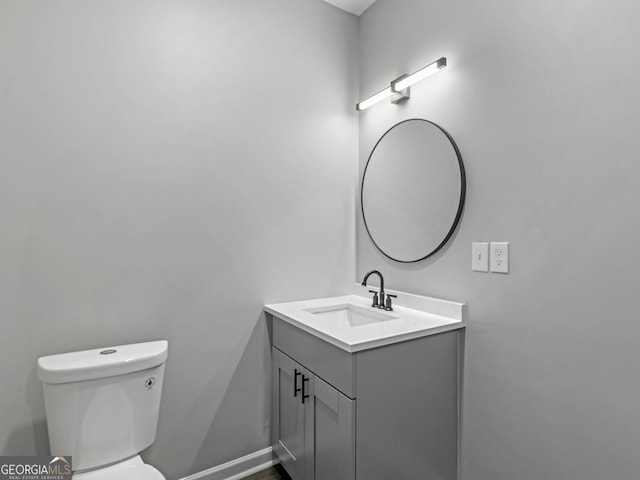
[356,57,447,111]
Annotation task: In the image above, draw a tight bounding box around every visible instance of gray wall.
[357,1,640,479]
[0,1,357,478]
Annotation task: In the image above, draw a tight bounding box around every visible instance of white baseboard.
[178,447,274,480]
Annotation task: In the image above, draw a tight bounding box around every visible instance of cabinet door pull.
[294,369,302,397]
[302,375,310,404]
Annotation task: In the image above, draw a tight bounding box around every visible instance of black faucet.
[361,270,385,309]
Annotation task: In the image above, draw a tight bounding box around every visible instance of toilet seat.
[73,455,165,480]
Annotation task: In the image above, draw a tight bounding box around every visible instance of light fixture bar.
[355,57,446,111]
[356,86,393,111]
[392,57,446,92]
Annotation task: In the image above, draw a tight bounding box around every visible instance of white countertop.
[265,292,465,352]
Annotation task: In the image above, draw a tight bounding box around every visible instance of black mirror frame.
[361,118,467,263]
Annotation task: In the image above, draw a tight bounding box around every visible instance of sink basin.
[304,303,398,327]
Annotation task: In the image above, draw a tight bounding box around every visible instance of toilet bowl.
[37,341,168,479]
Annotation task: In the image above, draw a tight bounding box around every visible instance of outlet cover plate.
[490,242,509,273]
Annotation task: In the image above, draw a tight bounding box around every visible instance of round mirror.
[361,118,466,263]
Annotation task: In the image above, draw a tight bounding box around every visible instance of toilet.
[37,340,168,479]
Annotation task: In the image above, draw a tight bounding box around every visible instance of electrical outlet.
[490,242,509,273]
[472,242,489,272]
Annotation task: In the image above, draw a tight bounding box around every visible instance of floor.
[242,465,289,480]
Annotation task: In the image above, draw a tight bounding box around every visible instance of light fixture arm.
[390,74,410,104]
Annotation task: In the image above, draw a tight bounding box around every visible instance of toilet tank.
[37,341,168,472]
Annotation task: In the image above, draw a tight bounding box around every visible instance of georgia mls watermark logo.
[0,456,72,480]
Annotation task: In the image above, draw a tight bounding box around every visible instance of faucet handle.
[384,294,397,311]
[368,290,379,307]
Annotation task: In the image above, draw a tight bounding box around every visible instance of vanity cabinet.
[272,347,355,480]
[270,315,461,480]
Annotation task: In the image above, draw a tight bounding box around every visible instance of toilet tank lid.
[37,340,168,385]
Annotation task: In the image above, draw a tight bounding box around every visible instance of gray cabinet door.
[304,374,355,480]
[272,348,306,480]
[273,347,356,480]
